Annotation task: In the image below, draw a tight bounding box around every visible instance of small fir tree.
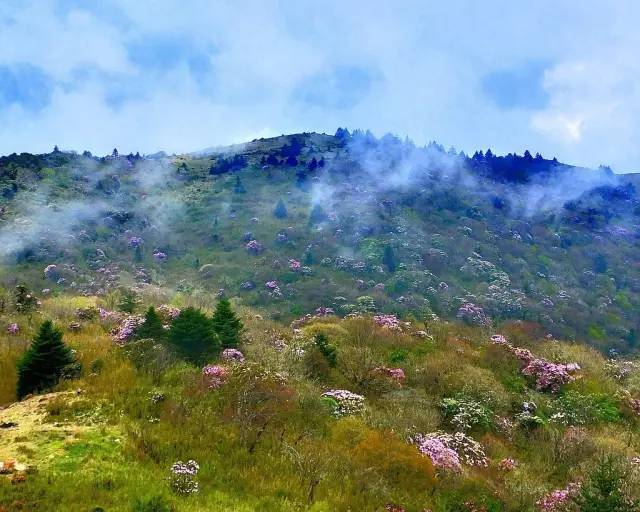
[314,333,337,367]
[273,199,288,219]
[382,245,398,273]
[574,455,639,512]
[167,307,219,364]
[211,298,243,348]
[135,306,166,341]
[16,320,75,399]
[117,288,139,313]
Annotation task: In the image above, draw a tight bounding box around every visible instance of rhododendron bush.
[202,364,229,389]
[321,389,365,417]
[412,431,488,469]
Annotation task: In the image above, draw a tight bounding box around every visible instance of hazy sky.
[0,0,639,171]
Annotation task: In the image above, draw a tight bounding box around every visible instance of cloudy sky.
[0,0,639,171]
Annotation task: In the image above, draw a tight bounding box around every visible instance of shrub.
[167,307,220,364]
[16,320,75,399]
[573,455,639,512]
[135,306,167,341]
[211,298,243,348]
[314,333,337,367]
[273,199,288,218]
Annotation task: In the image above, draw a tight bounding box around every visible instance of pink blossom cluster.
[7,323,18,334]
[265,280,281,296]
[457,302,492,326]
[435,431,488,467]
[314,307,334,316]
[221,348,245,364]
[128,236,143,248]
[373,314,406,331]
[374,367,406,384]
[202,364,229,389]
[157,304,181,322]
[98,308,124,323]
[536,483,580,511]
[490,335,580,393]
[169,460,199,494]
[498,458,517,471]
[153,251,167,262]
[245,240,263,254]
[44,264,58,280]
[628,397,640,416]
[412,433,461,471]
[321,389,365,417]
[385,505,406,512]
[288,258,301,271]
[111,315,144,344]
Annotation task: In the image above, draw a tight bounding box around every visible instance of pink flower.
[314,307,334,316]
[202,364,229,389]
[221,348,245,364]
[288,258,301,271]
[374,367,406,384]
[498,458,517,471]
[153,251,167,262]
[245,240,263,254]
[7,323,18,334]
[412,434,461,471]
[265,280,281,296]
[490,334,509,345]
[373,314,403,331]
[536,483,580,511]
[128,236,143,248]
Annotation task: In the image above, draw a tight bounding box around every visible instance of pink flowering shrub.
[265,280,281,296]
[7,323,18,334]
[111,315,144,344]
[498,458,518,471]
[157,304,181,322]
[202,364,229,389]
[288,258,301,271]
[412,433,461,471]
[490,335,580,393]
[221,348,245,364]
[457,302,492,326]
[373,314,410,331]
[314,307,334,316]
[245,240,263,254]
[169,460,199,494]
[44,264,59,280]
[128,236,143,248]
[153,251,167,262]
[374,367,406,385]
[536,482,580,511]
[321,389,365,417]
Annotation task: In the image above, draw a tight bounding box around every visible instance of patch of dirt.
[0,392,93,466]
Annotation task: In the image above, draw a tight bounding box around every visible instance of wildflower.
[7,323,18,334]
[153,251,167,262]
[128,237,143,248]
[44,264,59,280]
[490,334,509,345]
[111,315,144,344]
[169,460,199,494]
[314,306,334,316]
[498,458,517,471]
[321,389,365,417]
[202,364,228,389]
[221,348,245,364]
[157,304,181,322]
[536,482,580,511]
[412,434,461,471]
[245,240,263,254]
[288,258,301,271]
[265,280,281,296]
[374,314,407,331]
[374,367,406,384]
[457,302,492,327]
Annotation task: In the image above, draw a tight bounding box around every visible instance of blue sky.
[0,1,639,171]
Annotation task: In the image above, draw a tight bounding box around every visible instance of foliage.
[167,307,220,364]
[135,306,167,341]
[16,320,75,399]
[211,298,243,348]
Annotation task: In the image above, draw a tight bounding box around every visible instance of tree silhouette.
[167,307,219,364]
[135,306,166,341]
[211,298,243,348]
[17,320,75,399]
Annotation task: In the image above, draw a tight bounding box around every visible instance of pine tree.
[135,306,166,341]
[117,288,139,313]
[314,333,337,367]
[273,199,288,219]
[167,307,219,364]
[574,455,638,511]
[16,320,75,399]
[382,245,398,273]
[211,298,243,348]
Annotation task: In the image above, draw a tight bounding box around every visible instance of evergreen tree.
[309,204,327,224]
[273,199,288,219]
[117,288,139,313]
[382,245,398,273]
[211,298,243,348]
[16,320,75,399]
[314,333,337,367]
[167,307,219,364]
[574,455,638,512]
[135,306,166,341]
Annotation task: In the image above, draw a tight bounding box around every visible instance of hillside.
[1,130,640,510]
[0,130,638,352]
